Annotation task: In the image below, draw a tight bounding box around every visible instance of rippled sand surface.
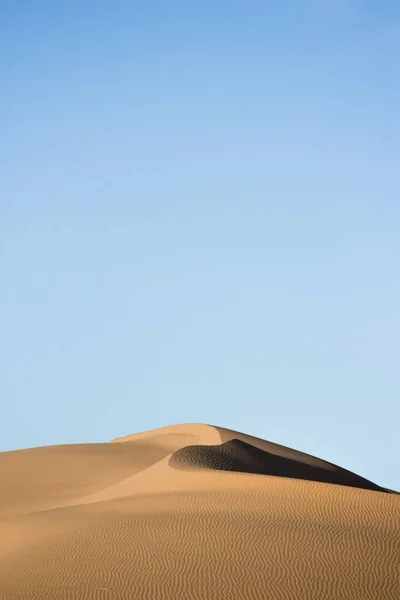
[1,424,399,599]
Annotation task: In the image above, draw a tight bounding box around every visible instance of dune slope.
[0,424,399,599]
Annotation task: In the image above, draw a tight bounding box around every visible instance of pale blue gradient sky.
[1,1,399,489]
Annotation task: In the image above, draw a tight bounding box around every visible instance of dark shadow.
[170,438,389,493]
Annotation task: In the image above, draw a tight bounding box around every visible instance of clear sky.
[1,1,399,490]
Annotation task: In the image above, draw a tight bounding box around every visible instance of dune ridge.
[0,423,399,599]
[170,438,386,492]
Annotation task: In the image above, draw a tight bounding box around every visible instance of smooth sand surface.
[0,424,399,599]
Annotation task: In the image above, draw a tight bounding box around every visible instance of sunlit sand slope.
[0,424,398,599]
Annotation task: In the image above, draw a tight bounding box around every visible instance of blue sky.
[1,1,399,489]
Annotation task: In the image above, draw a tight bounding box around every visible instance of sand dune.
[0,424,399,599]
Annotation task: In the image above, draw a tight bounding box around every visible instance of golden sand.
[0,424,398,599]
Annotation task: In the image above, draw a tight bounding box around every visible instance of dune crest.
[0,423,398,599]
[170,438,386,492]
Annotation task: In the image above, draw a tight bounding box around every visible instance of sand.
[0,423,398,599]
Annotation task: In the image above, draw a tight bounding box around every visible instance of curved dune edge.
[1,423,399,600]
[169,438,385,492]
[114,423,389,493]
[111,423,223,450]
[0,423,394,520]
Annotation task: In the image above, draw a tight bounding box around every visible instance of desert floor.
[0,423,399,599]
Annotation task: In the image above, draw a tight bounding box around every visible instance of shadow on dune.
[170,439,389,493]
